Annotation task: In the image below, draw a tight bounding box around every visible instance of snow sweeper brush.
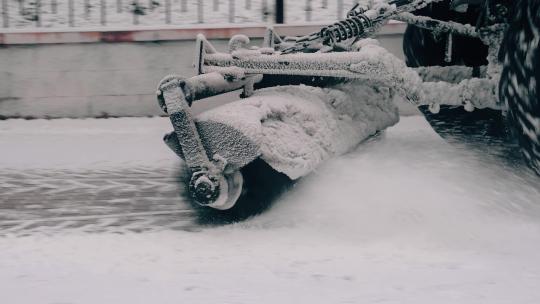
[156,0,539,213]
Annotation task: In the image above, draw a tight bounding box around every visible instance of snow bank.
[197,82,399,179]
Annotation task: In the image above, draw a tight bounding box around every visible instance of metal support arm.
[157,72,261,205]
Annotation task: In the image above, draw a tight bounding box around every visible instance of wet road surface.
[0,167,197,236]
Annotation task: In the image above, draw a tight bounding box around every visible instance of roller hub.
[189,171,244,210]
[189,172,220,204]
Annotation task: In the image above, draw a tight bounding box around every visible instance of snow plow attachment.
[157,0,518,211]
[157,37,403,210]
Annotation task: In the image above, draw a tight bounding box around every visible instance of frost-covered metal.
[156,0,513,210]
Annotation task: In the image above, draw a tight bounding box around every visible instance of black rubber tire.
[403,2,512,152]
[499,0,540,175]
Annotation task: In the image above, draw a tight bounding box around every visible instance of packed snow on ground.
[1,115,540,303]
[4,0,368,29]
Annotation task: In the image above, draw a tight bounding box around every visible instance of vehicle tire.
[403,2,512,153]
[499,0,540,175]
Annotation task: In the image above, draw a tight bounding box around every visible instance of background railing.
[1,0,364,29]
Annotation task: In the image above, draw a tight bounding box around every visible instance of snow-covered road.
[1,115,540,303]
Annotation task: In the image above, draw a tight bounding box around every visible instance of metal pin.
[445,33,453,63]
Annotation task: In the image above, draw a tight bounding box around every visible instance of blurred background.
[0,0,406,118]
[2,0,372,27]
